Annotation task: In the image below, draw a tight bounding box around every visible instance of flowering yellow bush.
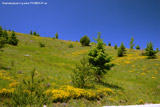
[46,85,115,102]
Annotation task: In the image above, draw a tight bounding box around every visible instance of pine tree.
[55,32,58,39]
[33,31,36,36]
[3,30,9,43]
[88,33,114,82]
[114,44,117,49]
[108,42,111,46]
[156,48,159,52]
[136,45,140,50]
[118,42,126,57]
[30,30,32,35]
[0,26,5,48]
[9,31,19,46]
[130,37,135,49]
[36,33,40,37]
[145,42,157,59]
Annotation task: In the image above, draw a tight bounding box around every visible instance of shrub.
[76,40,78,42]
[88,33,114,82]
[108,42,111,46]
[80,35,90,46]
[68,43,73,48]
[71,57,94,88]
[7,69,52,106]
[39,42,45,47]
[53,37,55,39]
[118,42,126,57]
[136,45,140,50]
[130,37,135,49]
[8,31,19,46]
[114,44,117,49]
[145,41,157,59]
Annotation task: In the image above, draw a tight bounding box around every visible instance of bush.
[80,35,90,46]
[30,30,32,35]
[39,42,45,47]
[114,44,117,49]
[68,43,73,48]
[71,57,94,88]
[7,69,52,106]
[33,31,36,36]
[88,33,114,82]
[136,45,140,50]
[145,42,157,59]
[8,31,19,46]
[118,42,126,57]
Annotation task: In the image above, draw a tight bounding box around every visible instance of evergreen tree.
[30,30,32,35]
[36,33,40,37]
[145,42,157,59]
[33,31,36,36]
[88,33,114,82]
[9,31,19,46]
[118,42,126,57]
[130,37,135,49]
[55,32,58,39]
[156,48,159,52]
[108,42,111,46]
[114,44,117,49]
[3,30,9,43]
[136,45,140,50]
[0,26,5,48]
[80,35,90,46]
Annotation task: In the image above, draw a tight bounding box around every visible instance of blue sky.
[0,0,160,49]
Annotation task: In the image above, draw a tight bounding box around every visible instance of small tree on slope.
[145,41,157,59]
[9,31,19,46]
[88,32,114,82]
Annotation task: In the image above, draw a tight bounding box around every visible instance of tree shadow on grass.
[99,81,124,90]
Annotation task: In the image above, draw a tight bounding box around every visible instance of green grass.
[0,32,160,106]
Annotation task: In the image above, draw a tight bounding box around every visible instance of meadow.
[0,32,160,106]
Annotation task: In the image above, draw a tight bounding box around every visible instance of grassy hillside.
[0,32,160,106]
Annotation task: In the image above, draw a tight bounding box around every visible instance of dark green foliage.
[118,42,126,57]
[3,30,9,43]
[55,32,58,39]
[108,42,111,46]
[7,69,52,106]
[0,26,5,48]
[68,43,73,48]
[53,37,55,39]
[80,35,90,46]
[130,37,135,49]
[8,31,19,46]
[72,57,94,88]
[145,42,157,59]
[156,48,159,52]
[39,42,45,47]
[76,40,78,42]
[114,44,117,49]
[136,45,140,50]
[8,29,11,32]
[36,33,40,37]
[88,33,114,82]
[33,31,36,36]
[30,30,32,35]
